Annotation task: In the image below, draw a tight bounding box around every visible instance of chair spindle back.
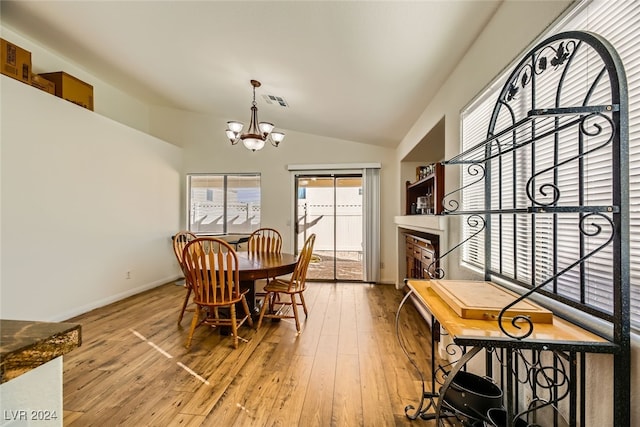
[182,238,240,305]
[248,228,283,255]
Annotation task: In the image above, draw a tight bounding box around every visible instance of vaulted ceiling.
[1,1,502,148]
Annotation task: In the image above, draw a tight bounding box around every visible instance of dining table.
[230,251,298,317]
[183,245,298,335]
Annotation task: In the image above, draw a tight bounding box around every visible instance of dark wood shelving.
[405,163,444,215]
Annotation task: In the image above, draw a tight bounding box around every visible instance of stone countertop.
[0,319,81,384]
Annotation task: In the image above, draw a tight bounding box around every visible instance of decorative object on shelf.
[1,38,31,85]
[416,164,434,181]
[424,164,434,177]
[40,71,94,111]
[416,196,428,214]
[225,80,285,151]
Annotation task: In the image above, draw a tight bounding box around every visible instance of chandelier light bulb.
[270,132,285,146]
[243,137,266,152]
[259,122,274,135]
[227,121,243,133]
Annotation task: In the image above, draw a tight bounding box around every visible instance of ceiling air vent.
[263,94,289,107]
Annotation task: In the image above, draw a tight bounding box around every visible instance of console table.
[398,279,618,423]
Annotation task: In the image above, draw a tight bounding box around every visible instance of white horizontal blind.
[460,93,497,270]
[460,0,640,328]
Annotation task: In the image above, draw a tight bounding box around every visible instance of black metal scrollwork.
[441,164,486,214]
[427,214,486,279]
[395,291,434,420]
[489,347,571,422]
[504,40,577,103]
[526,112,614,206]
[515,350,571,422]
[396,30,628,426]
[498,212,614,339]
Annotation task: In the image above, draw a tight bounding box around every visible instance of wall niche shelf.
[397,31,630,427]
[405,163,444,215]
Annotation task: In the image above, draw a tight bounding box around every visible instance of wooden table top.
[235,252,298,281]
[406,279,618,353]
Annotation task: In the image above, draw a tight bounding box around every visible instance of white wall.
[0,76,183,321]
[149,106,398,283]
[395,0,638,425]
[0,26,152,136]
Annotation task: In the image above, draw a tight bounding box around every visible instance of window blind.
[460,0,640,328]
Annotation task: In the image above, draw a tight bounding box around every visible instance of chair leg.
[291,294,301,333]
[241,295,254,328]
[299,292,308,317]
[230,304,238,349]
[185,305,200,349]
[257,291,270,329]
[177,286,192,325]
[268,292,276,313]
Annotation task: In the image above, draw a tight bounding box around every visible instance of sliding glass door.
[295,174,363,281]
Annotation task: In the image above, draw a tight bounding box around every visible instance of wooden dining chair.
[247,227,283,297]
[247,227,282,255]
[173,230,197,325]
[181,237,254,349]
[257,234,316,333]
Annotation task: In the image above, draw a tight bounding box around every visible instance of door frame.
[293,172,364,282]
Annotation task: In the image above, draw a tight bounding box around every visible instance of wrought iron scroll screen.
[434,31,630,426]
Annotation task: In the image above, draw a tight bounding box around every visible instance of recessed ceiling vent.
[263,94,289,107]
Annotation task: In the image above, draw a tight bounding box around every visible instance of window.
[187,174,261,234]
[460,0,640,328]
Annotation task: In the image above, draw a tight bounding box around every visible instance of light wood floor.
[62,281,439,426]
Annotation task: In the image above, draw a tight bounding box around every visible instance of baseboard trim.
[54,275,182,322]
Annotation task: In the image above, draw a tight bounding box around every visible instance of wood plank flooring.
[62,281,441,426]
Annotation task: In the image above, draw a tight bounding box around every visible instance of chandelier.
[225,80,285,151]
